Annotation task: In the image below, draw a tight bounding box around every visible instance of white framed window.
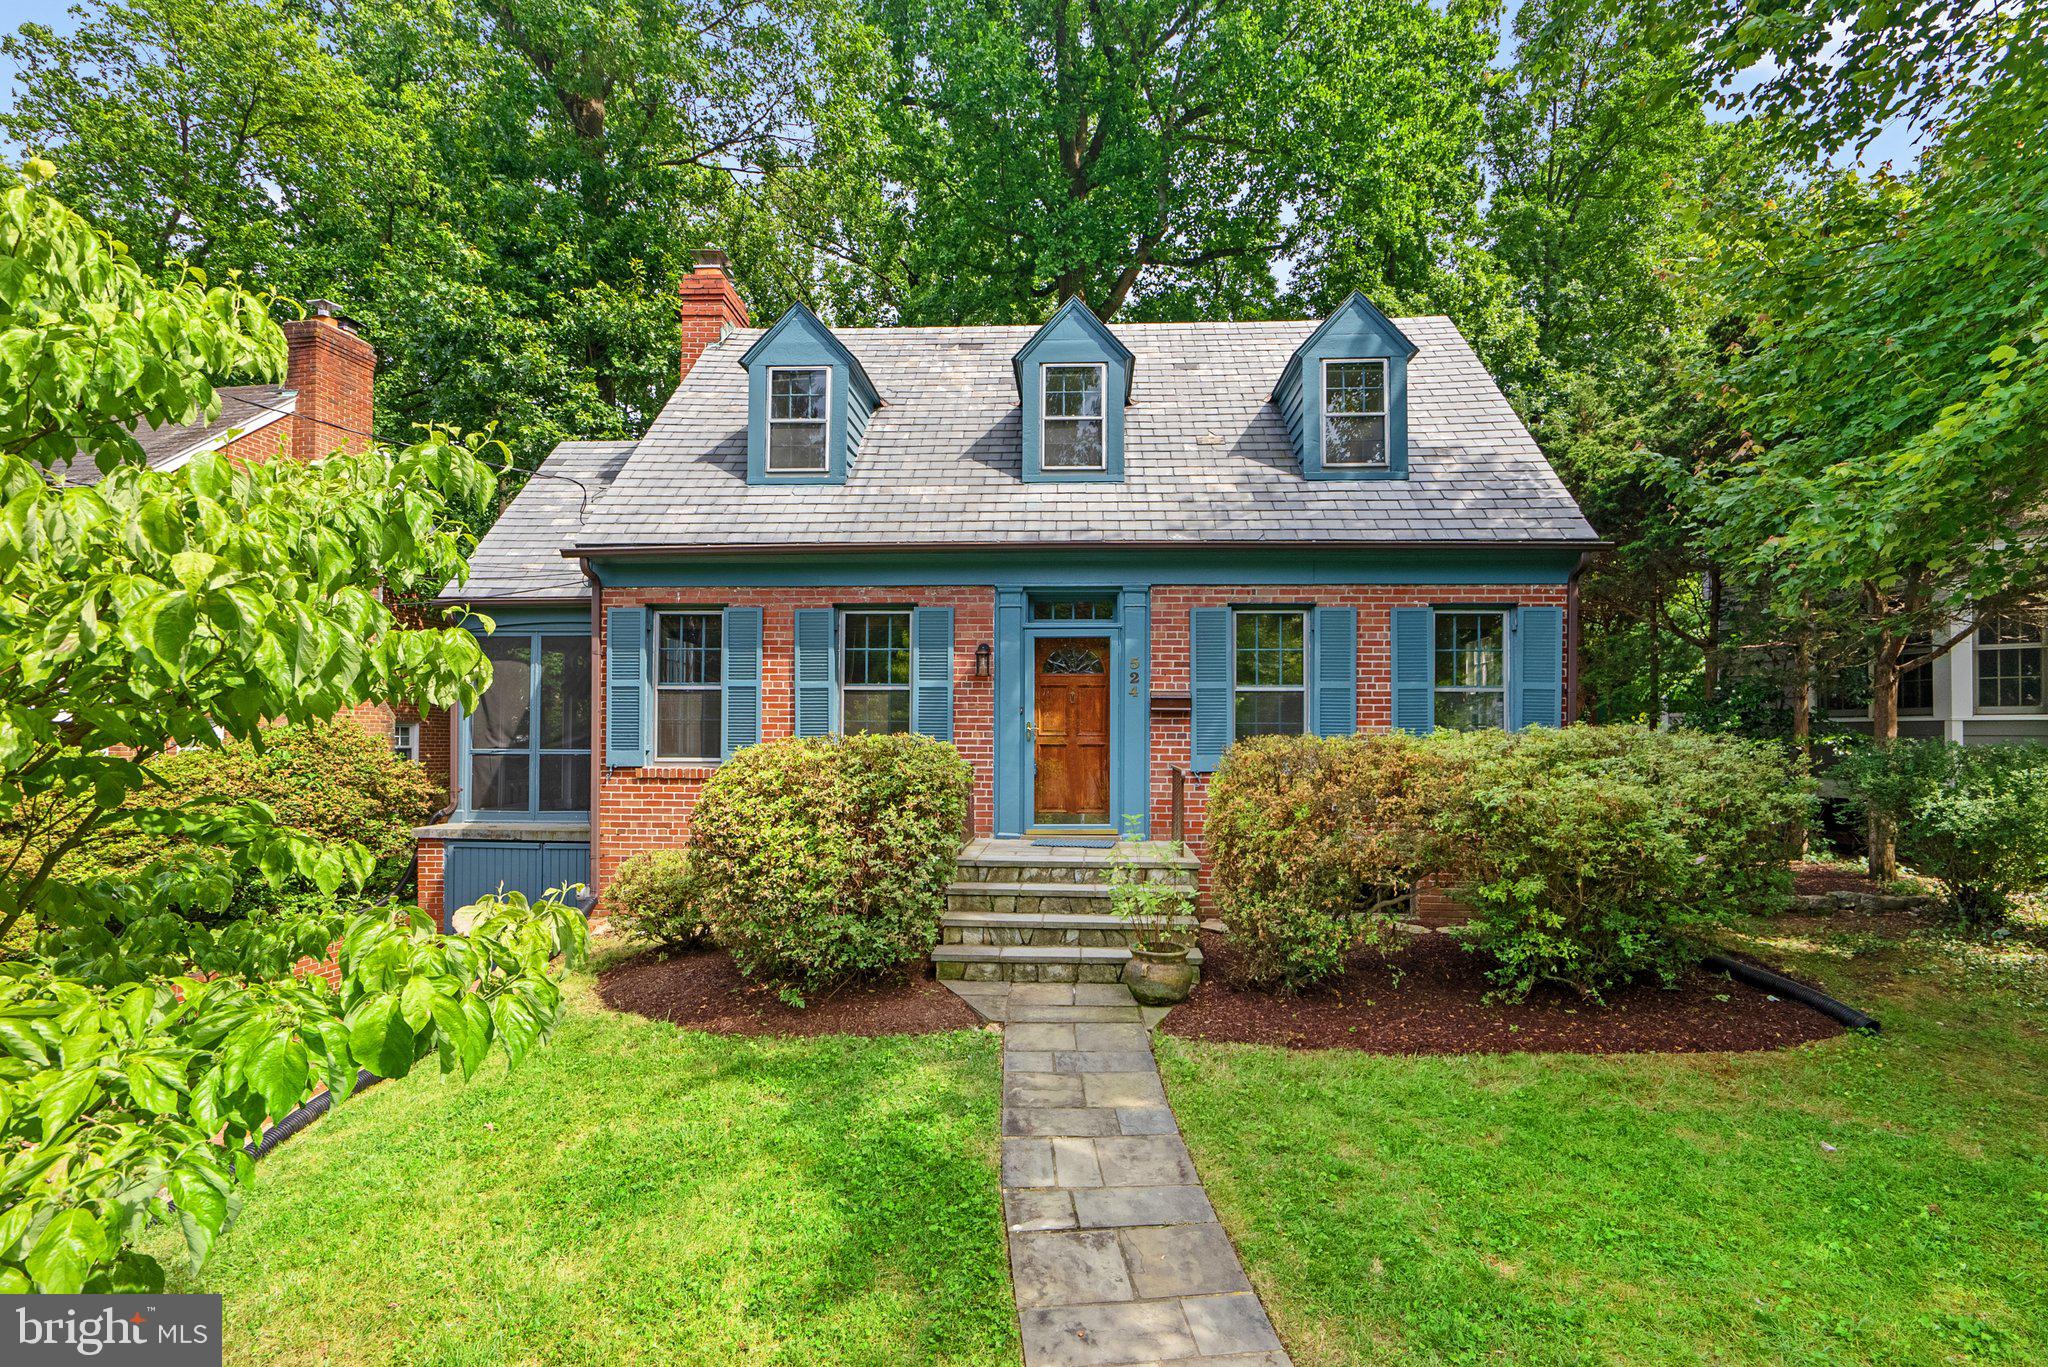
[393,721,421,764]
[1041,362,1106,470]
[1434,610,1507,730]
[654,611,724,761]
[1976,614,2044,711]
[841,609,912,734]
[1322,358,1388,468]
[1232,609,1307,740]
[767,366,830,473]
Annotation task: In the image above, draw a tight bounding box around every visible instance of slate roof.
[455,314,1597,599]
[449,441,636,602]
[57,385,295,486]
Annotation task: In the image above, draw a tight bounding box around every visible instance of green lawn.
[152,977,1016,1366]
[1159,913,2048,1365]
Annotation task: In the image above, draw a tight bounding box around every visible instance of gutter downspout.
[1566,552,1592,723]
[583,560,604,908]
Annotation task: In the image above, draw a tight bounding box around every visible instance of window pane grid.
[842,610,911,734]
[470,634,591,813]
[1042,364,1106,469]
[767,367,829,472]
[1031,595,1117,621]
[1232,611,1307,740]
[1433,611,1506,731]
[655,612,724,760]
[1323,359,1389,468]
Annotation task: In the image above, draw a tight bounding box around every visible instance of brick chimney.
[279,300,375,461]
[678,249,748,378]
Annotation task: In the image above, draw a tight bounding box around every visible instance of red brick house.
[61,301,449,779]
[414,253,1597,964]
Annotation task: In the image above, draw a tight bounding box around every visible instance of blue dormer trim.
[739,303,880,485]
[1271,290,1416,481]
[1013,297,1134,484]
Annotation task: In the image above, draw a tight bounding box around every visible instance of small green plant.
[604,849,704,951]
[1833,739,2048,928]
[1109,819,1194,951]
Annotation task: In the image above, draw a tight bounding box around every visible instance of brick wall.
[1147,583,1570,904]
[416,839,446,928]
[280,314,375,462]
[677,252,748,378]
[594,585,998,891]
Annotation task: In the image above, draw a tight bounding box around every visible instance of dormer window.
[1322,360,1388,469]
[767,366,830,474]
[1042,364,1106,470]
[1271,291,1415,480]
[740,304,879,485]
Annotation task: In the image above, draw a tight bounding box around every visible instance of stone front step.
[947,881,1119,915]
[942,909,1199,949]
[932,942,1203,985]
[955,837,1199,890]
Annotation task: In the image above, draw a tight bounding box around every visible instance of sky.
[0,0,1927,169]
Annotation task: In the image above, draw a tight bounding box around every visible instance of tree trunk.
[1647,597,1662,727]
[1701,567,1723,706]
[1866,634,1902,880]
[1791,630,1813,859]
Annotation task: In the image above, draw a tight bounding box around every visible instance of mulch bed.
[1791,861,1898,897]
[1160,929,1843,1055]
[598,946,984,1038]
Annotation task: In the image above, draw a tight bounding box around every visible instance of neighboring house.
[1825,613,2048,744]
[412,251,1600,927]
[64,302,449,778]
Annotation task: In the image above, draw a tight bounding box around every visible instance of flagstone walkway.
[946,981,1291,1367]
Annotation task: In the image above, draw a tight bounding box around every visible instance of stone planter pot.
[1121,940,1196,1006]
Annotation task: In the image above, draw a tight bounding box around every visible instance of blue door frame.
[995,587,1151,838]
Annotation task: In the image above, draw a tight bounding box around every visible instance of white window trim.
[652,610,724,763]
[1321,357,1389,469]
[839,608,913,735]
[1040,361,1108,472]
[393,721,421,763]
[1432,609,1510,729]
[765,365,831,475]
[1231,608,1309,742]
[1974,615,2046,715]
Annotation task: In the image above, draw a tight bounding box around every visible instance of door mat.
[1032,837,1117,848]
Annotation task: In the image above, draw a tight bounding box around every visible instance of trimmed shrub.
[1833,740,2048,927]
[689,733,972,1001]
[605,849,705,950]
[64,721,443,906]
[1432,725,1811,1000]
[1205,733,1446,990]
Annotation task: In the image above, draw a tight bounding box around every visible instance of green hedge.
[688,734,972,1001]
[1432,726,1809,1000]
[1205,734,1440,990]
[1833,739,2048,927]
[1205,725,1811,1000]
[65,721,444,907]
[605,849,705,950]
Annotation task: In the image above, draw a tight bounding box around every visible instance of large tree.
[834,0,1499,325]
[0,162,585,1293]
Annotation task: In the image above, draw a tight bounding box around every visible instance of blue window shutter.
[793,608,834,737]
[722,606,762,757]
[1390,607,1435,735]
[1312,606,1358,736]
[1515,605,1564,730]
[1190,607,1232,772]
[912,606,955,740]
[604,606,647,767]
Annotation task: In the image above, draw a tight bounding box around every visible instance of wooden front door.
[1033,637,1112,825]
